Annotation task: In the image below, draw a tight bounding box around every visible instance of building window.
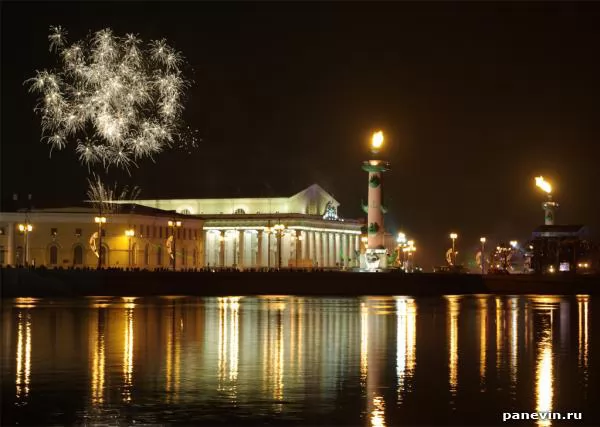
[51,228,58,236]
[234,208,246,214]
[183,229,187,240]
[157,246,163,266]
[75,228,82,237]
[181,247,186,266]
[73,245,83,265]
[193,248,197,266]
[49,245,58,265]
[146,225,150,237]
[0,227,5,235]
[131,243,138,265]
[177,228,181,239]
[180,208,191,215]
[144,244,150,266]
[0,246,5,264]
[153,226,156,238]
[159,227,163,238]
[194,230,198,240]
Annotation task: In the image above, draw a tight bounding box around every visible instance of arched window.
[157,246,163,266]
[234,208,245,214]
[49,245,58,265]
[144,244,150,266]
[73,245,83,265]
[180,208,191,215]
[131,243,138,265]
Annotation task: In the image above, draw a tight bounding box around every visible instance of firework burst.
[26,26,197,173]
[86,174,141,214]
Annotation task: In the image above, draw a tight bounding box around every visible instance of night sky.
[2,1,600,267]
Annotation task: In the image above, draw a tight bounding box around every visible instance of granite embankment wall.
[1,268,599,298]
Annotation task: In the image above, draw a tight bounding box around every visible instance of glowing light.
[360,302,369,384]
[396,298,417,402]
[510,240,518,248]
[122,307,134,402]
[27,27,197,172]
[479,297,487,387]
[15,312,32,402]
[535,176,553,194]
[450,233,458,240]
[535,314,554,426]
[577,296,589,389]
[370,395,386,427]
[371,131,384,151]
[446,296,460,401]
[90,308,105,406]
[480,237,486,243]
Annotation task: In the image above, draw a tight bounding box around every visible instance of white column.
[346,234,352,266]
[299,231,305,263]
[7,222,15,265]
[327,232,332,267]
[341,234,347,267]
[238,230,245,270]
[321,232,327,267]
[257,230,263,268]
[315,232,321,267]
[335,233,341,267]
[354,235,360,261]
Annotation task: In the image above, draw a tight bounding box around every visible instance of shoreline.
[1,268,599,298]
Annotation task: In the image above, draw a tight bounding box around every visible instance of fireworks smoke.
[26,26,196,172]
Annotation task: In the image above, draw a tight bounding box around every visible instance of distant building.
[0,184,362,270]
[530,225,595,274]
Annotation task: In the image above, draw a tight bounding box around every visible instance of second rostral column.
[362,131,390,270]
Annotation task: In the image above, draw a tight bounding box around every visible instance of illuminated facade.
[0,184,362,269]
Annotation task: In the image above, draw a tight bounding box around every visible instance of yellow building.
[0,206,201,270]
[0,184,363,270]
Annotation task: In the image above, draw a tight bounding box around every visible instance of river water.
[1,295,596,425]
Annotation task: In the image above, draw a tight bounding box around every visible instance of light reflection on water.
[1,295,595,426]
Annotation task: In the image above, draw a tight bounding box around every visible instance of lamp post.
[125,229,135,267]
[273,223,285,269]
[450,233,458,266]
[18,223,33,266]
[480,237,486,274]
[95,216,107,269]
[168,220,182,271]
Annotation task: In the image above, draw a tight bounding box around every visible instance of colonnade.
[203,229,361,269]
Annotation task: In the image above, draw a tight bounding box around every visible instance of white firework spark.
[27,26,197,173]
[86,174,141,215]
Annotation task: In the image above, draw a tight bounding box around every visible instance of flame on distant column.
[535,176,552,194]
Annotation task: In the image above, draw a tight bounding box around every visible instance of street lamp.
[480,237,486,274]
[450,233,458,266]
[125,229,135,267]
[95,216,107,269]
[510,240,518,249]
[273,223,285,269]
[18,223,33,266]
[168,220,182,271]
